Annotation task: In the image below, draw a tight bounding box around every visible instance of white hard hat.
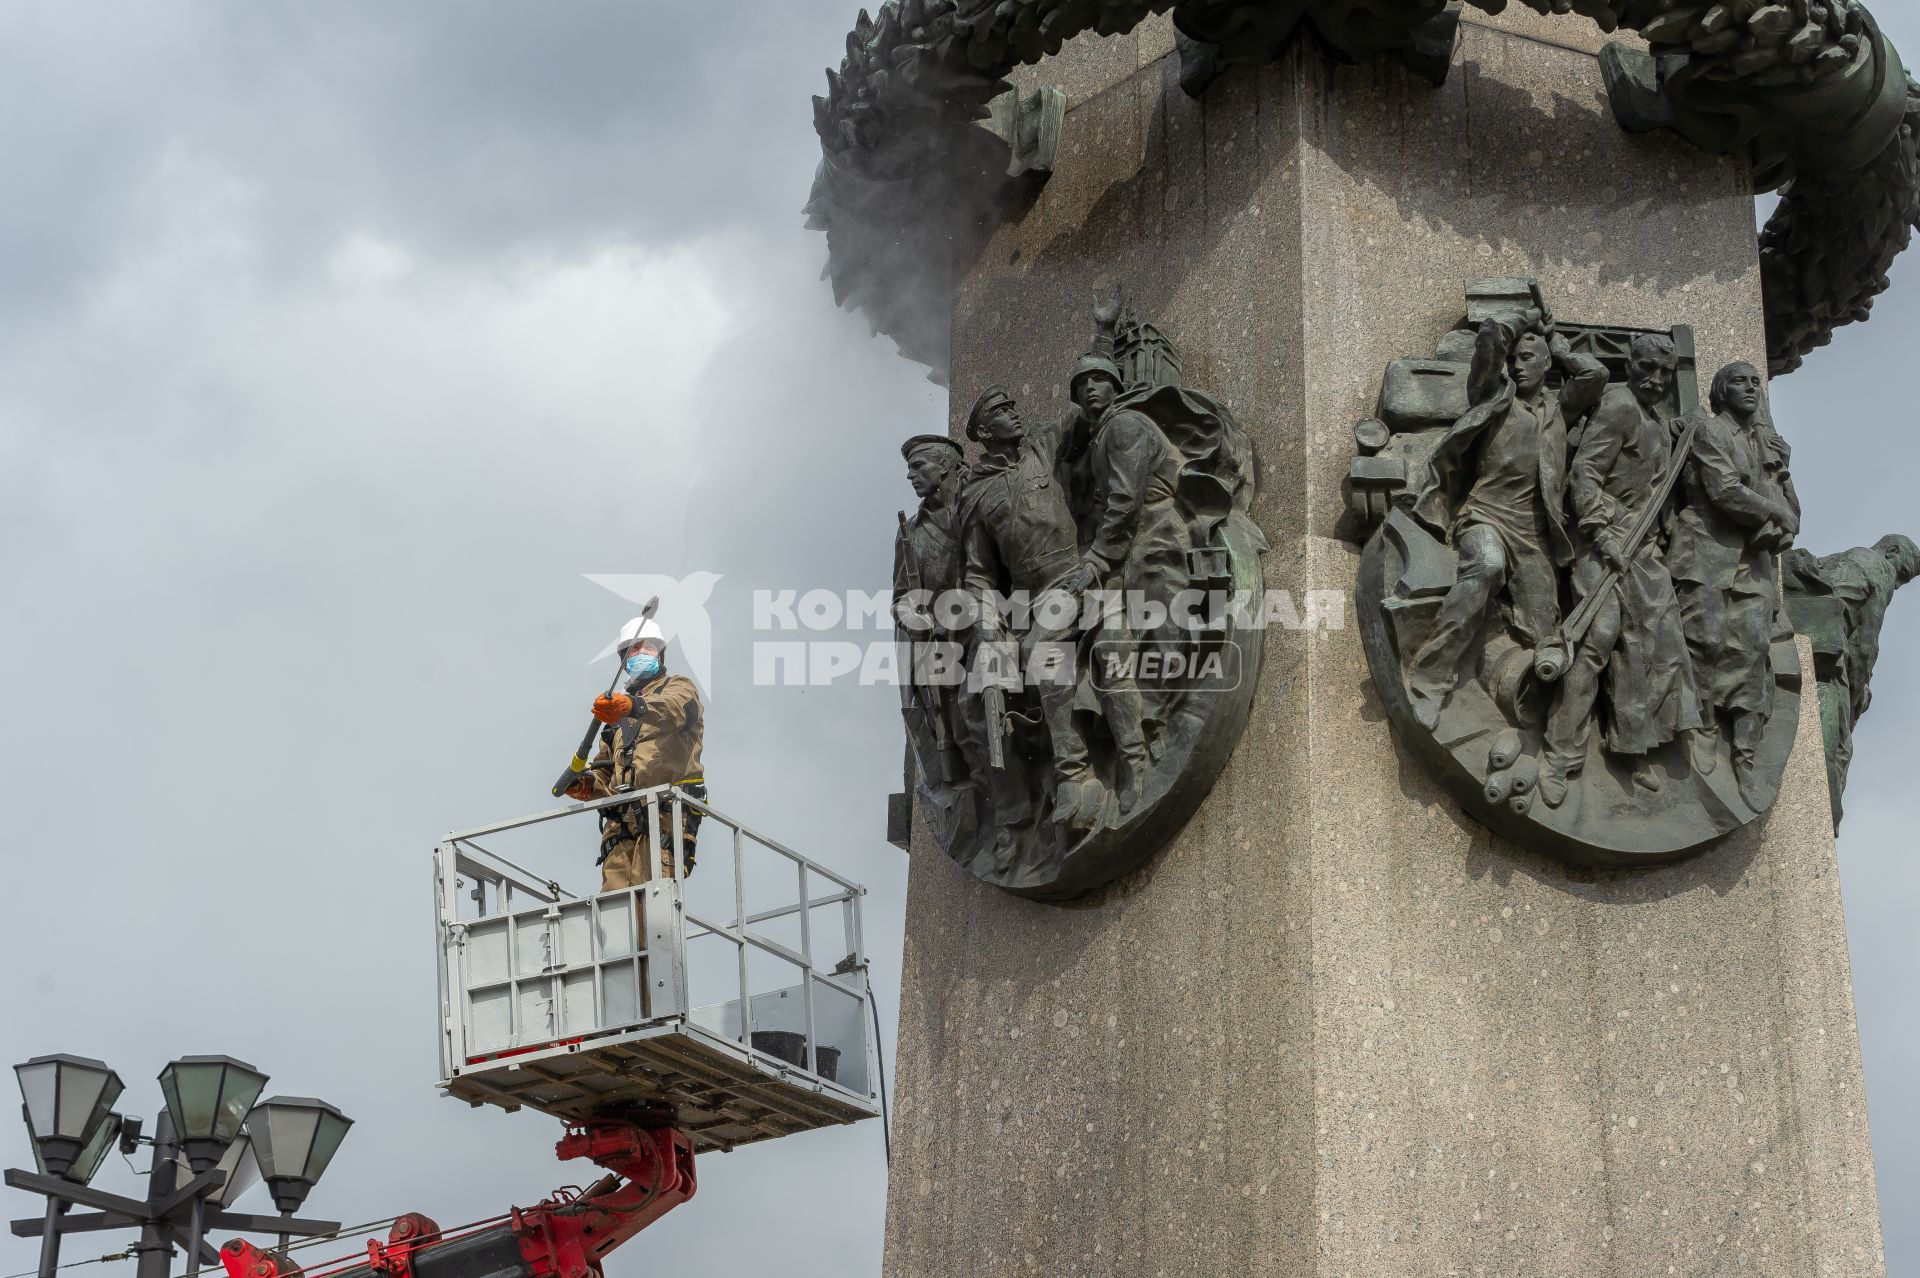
[617,616,667,654]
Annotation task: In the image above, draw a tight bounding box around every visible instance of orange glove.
[592,693,634,724]
[564,776,595,801]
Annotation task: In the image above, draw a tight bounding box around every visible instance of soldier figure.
[1785,534,1920,824]
[1668,362,1801,805]
[894,435,969,787]
[893,290,1272,891]
[894,433,1037,843]
[1406,310,1609,728]
[1541,334,1703,806]
[959,385,1114,855]
[1067,353,1188,797]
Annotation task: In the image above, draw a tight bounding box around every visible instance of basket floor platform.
[443,1022,877,1153]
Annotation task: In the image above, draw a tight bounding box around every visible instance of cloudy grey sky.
[1,3,1916,1276]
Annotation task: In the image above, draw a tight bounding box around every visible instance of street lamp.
[7,1055,347,1278]
[157,1056,268,1173]
[13,1056,123,1179]
[156,1056,270,1277]
[247,1098,352,1216]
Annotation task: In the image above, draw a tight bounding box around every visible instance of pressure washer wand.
[552,596,659,798]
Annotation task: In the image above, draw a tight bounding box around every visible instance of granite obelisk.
[883,12,1886,1276]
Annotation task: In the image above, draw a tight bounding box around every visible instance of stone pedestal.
[883,14,1886,1277]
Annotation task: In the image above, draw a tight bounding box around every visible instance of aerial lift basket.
[435,785,880,1154]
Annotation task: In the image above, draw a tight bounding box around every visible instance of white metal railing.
[433,784,876,1112]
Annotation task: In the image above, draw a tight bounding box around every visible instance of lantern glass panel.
[160,1065,213,1137]
[57,1069,112,1140]
[256,1104,318,1179]
[68,1111,119,1185]
[24,1107,50,1176]
[14,1056,120,1143]
[15,1062,57,1138]
[213,1070,264,1142]
[303,1111,351,1181]
[215,1135,262,1207]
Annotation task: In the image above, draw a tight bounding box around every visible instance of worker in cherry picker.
[564,614,706,888]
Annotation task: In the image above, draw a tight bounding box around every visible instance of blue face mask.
[624,651,661,682]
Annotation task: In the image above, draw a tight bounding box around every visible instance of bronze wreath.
[804,0,1917,380]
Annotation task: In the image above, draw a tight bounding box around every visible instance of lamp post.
[6,1056,348,1278]
[154,1057,269,1268]
[13,1057,124,1278]
[23,1109,122,1278]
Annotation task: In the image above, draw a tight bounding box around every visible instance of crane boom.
[219,1117,695,1278]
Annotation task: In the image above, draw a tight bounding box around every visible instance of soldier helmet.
[966,385,1016,441]
[900,434,964,462]
[616,615,667,657]
[1069,354,1124,397]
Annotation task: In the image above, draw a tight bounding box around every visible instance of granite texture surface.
[1459,4,1648,57]
[885,21,1885,1277]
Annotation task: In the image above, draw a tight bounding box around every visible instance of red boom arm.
[220,1120,696,1278]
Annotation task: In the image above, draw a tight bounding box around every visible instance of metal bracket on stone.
[886,791,913,851]
[981,86,1066,180]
